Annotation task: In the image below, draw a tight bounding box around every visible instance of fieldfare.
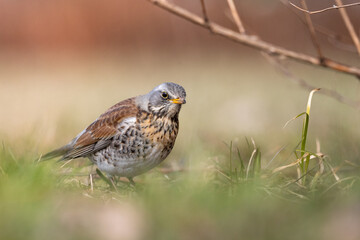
[43,82,186,181]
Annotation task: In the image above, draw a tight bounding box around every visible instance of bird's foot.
[126,177,136,186]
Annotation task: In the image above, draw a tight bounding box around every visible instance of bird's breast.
[137,110,179,148]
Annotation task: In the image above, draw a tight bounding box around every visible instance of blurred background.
[0,0,360,239]
[1,0,359,164]
[0,0,359,152]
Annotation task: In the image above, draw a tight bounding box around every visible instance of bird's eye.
[161,91,169,99]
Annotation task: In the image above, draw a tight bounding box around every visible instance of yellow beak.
[170,98,186,104]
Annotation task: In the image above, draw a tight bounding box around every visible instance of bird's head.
[142,82,186,118]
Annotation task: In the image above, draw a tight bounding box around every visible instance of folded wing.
[43,98,138,161]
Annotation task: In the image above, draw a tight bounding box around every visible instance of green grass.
[1,53,360,239]
[1,123,359,240]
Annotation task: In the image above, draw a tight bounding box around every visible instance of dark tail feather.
[40,145,72,162]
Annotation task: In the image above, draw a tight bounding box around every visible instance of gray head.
[137,82,186,118]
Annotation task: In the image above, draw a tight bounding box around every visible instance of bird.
[43,82,186,183]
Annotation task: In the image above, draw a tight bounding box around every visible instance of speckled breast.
[90,110,179,177]
[137,110,179,156]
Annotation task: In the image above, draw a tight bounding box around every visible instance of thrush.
[43,82,186,181]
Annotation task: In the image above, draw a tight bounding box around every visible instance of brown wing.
[62,97,138,159]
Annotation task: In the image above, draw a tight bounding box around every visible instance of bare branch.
[263,53,360,110]
[335,0,360,55]
[147,0,360,78]
[226,0,245,33]
[289,1,360,14]
[300,0,324,59]
[280,0,356,53]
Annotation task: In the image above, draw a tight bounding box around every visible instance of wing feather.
[63,144,95,159]
[50,97,138,160]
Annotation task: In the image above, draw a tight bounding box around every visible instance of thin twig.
[289,1,360,14]
[199,0,210,24]
[281,0,356,53]
[263,53,360,110]
[147,0,360,78]
[300,0,324,59]
[335,0,360,55]
[226,0,245,33]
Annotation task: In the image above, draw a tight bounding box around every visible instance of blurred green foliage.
[1,136,359,240]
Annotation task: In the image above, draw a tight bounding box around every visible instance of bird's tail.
[40,144,72,162]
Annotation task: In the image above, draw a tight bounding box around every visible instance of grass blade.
[299,88,320,184]
[237,147,245,178]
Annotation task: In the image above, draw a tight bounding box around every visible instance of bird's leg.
[109,176,118,190]
[96,168,116,190]
[116,176,121,184]
[112,176,120,185]
[127,177,136,186]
